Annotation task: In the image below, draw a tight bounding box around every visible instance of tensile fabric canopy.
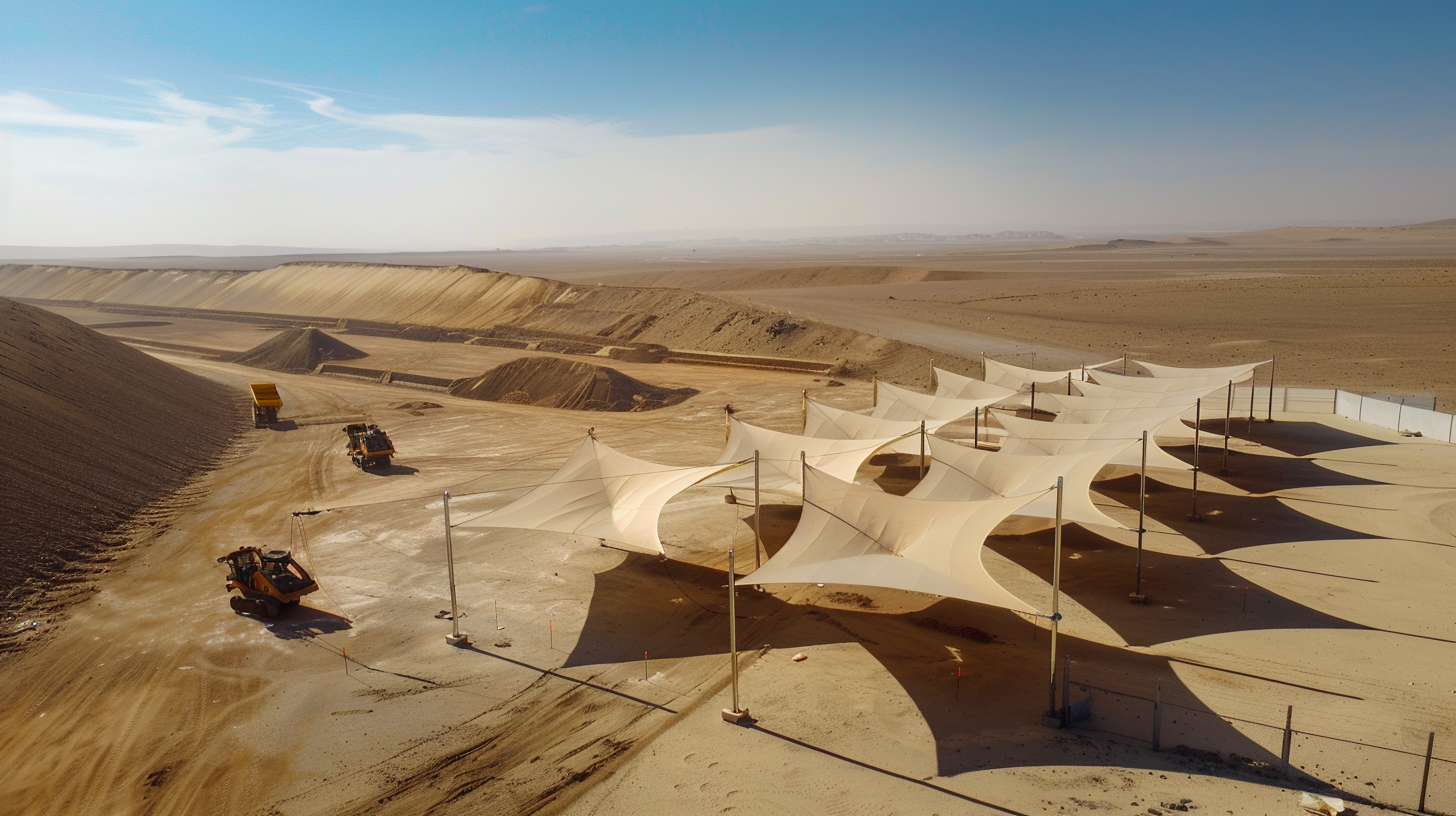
[739,465,1045,613]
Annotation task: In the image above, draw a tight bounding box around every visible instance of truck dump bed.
[249,383,283,408]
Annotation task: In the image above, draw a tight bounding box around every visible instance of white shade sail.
[455,435,735,555]
[1047,386,1223,443]
[983,358,1121,391]
[739,465,1044,614]
[803,398,926,455]
[907,436,1129,530]
[804,398,925,440]
[996,413,1190,471]
[1090,369,1248,394]
[873,380,1005,424]
[932,367,1021,402]
[1135,359,1268,383]
[703,416,906,493]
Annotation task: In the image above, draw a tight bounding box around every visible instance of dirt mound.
[0,298,238,616]
[449,356,696,411]
[232,327,366,372]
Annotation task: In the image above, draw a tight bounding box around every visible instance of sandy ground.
[4,224,1456,815]
[2,300,1455,814]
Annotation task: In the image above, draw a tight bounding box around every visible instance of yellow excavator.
[218,547,318,618]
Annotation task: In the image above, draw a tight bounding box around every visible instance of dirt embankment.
[590,265,996,291]
[450,356,696,411]
[0,298,239,618]
[230,327,366,373]
[0,262,965,386]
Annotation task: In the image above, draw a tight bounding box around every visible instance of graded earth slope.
[231,326,366,372]
[0,298,238,616]
[0,262,960,385]
[450,356,696,411]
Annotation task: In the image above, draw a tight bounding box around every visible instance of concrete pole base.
[1187,514,1203,523]
[721,708,753,725]
[1040,714,1064,729]
[1128,593,1148,604]
[445,632,471,647]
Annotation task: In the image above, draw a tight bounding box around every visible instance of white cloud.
[0,84,1453,248]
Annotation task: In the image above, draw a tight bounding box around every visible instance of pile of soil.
[231,327,366,372]
[0,298,238,615]
[449,356,696,412]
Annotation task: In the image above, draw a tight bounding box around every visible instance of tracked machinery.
[219,512,333,619]
[218,547,318,618]
[343,422,395,468]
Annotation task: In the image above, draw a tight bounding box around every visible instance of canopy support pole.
[753,450,763,571]
[801,390,807,432]
[930,358,936,391]
[1189,398,1203,522]
[444,491,469,647]
[1221,379,1232,475]
[1122,353,1128,375]
[1030,382,1037,416]
[1266,356,1276,423]
[1248,373,1256,434]
[872,372,878,408]
[1131,432,1148,603]
[1043,476,1065,727]
[1067,372,1073,396]
[973,407,980,450]
[722,547,748,723]
[919,420,926,480]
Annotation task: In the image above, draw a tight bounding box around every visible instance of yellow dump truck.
[250,382,282,428]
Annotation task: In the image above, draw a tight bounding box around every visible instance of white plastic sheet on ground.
[703,416,906,494]
[907,436,1129,529]
[739,465,1043,613]
[456,435,735,555]
[873,380,1005,424]
[1135,359,1268,383]
[996,413,1190,471]
[932,367,1021,402]
[982,358,1121,392]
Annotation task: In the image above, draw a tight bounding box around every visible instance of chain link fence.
[1062,662,1454,814]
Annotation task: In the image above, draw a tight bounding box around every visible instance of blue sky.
[2,1,1453,248]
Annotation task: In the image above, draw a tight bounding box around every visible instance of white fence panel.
[1335,390,1362,418]
[1359,397,1402,428]
[1399,405,1456,442]
[1285,387,1337,414]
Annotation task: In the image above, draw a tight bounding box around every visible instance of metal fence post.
[1281,705,1294,777]
[1152,678,1162,750]
[1420,731,1434,813]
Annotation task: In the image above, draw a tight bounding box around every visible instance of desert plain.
[1,223,1455,815]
